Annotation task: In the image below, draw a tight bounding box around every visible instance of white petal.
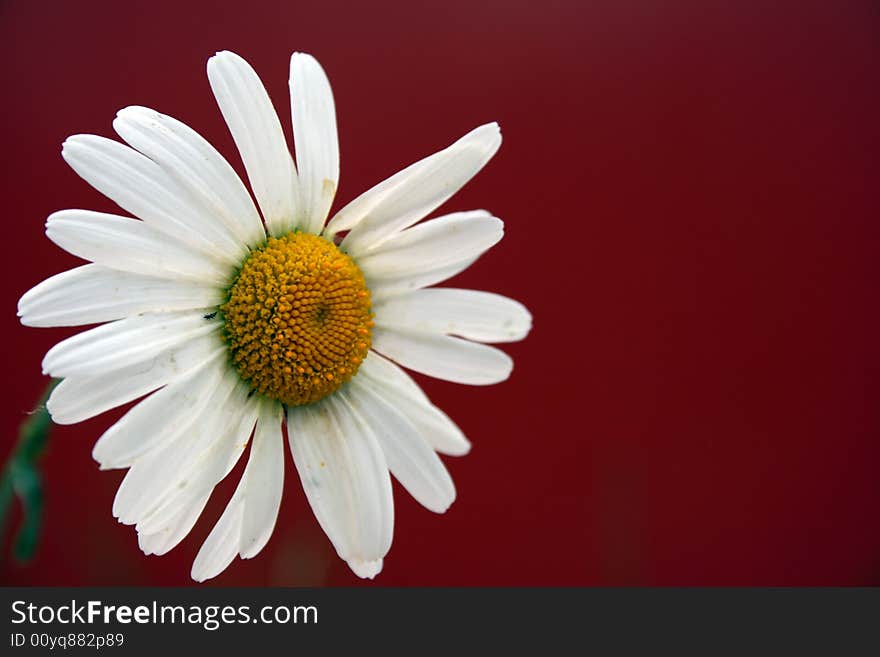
[358,352,471,456]
[45,210,229,285]
[346,381,455,513]
[356,211,503,281]
[42,311,220,379]
[61,135,245,262]
[191,487,244,582]
[368,256,478,303]
[113,106,265,248]
[328,122,501,253]
[360,350,427,400]
[371,326,512,385]
[239,400,285,559]
[287,395,393,575]
[290,52,339,234]
[18,264,222,328]
[93,353,227,470]
[208,51,299,237]
[189,398,281,581]
[138,491,211,556]
[131,384,256,532]
[374,288,532,343]
[47,334,224,425]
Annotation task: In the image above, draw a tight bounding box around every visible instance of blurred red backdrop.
[1,0,878,586]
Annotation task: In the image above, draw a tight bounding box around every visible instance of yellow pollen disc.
[221,232,372,406]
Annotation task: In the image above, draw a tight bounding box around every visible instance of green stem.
[0,380,56,563]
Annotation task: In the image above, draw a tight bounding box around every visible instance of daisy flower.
[17,51,531,580]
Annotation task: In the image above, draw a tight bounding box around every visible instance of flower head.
[18,51,531,580]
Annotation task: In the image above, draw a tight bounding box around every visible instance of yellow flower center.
[221,232,373,406]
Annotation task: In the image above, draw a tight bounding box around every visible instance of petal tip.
[114,105,152,122]
[455,440,473,456]
[474,121,502,146]
[60,138,76,157]
[208,50,243,71]
[429,494,456,514]
[347,558,383,579]
[290,51,326,78]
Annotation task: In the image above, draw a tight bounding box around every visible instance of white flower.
[17,51,531,581]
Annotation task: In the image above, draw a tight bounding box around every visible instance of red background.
[1,0,878,586]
